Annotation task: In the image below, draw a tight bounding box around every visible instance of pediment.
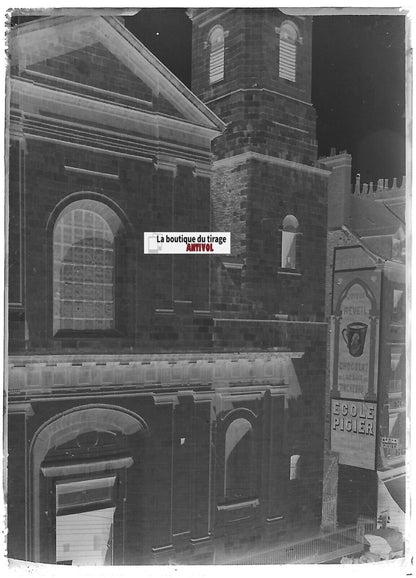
[22,40,157,112]
[9,15,224,130]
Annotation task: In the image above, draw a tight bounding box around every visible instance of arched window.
[281,215,299,269]
[209,26,225,84]
[53,200,123,334]
[224,418,256,501]
[278,21,298,82]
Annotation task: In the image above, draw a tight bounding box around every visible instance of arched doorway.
[30,405,149,565]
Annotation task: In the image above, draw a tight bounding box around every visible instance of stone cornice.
[12,78,221,143]
[214,151,331,177]
[10,96,213,170]
[9,350,303,366]
[8,351,304,399]
[204,87,313,108]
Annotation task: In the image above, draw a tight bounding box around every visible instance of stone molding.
[214,151,330,176]
[8,351,303,397]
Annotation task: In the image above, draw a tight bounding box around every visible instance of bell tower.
[188,8,329,319]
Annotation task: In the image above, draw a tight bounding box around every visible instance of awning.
[364,528,404,556]
[377,469,406,534]
[384,475,405,513]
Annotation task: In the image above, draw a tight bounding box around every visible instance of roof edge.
[105,15,226,133]
[340,225,386,263]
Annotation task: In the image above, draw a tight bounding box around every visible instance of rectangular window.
[281,231,297,269]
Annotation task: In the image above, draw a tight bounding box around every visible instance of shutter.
[279,40,296,82]
[210,43,224,84]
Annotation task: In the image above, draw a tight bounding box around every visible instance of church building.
[8,9,330,565]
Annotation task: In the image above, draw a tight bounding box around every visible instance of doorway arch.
[29,405,149,564]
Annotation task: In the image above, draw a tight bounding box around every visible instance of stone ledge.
[8,350,303,395]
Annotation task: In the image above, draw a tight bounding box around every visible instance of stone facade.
[8,11,329,565]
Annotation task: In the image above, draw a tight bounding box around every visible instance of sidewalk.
[222,523,375,564]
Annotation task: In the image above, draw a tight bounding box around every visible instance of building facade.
[7,10,330,565]
[320,152,406,537]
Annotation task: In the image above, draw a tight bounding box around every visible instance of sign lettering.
[331,399,377,470]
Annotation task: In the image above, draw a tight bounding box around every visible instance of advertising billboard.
[330,399,377,470]
[330,266,381,401]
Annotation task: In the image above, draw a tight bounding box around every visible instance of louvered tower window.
[279,21,298,82]
[209,26,225,84]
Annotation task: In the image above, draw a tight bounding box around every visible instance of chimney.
[319,150,352,229]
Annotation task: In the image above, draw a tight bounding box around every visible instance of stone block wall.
[209,90,318,163]
[211,156,329,318]
[190,8,317,163]
[191,8,312,103]
[8,135,212,353]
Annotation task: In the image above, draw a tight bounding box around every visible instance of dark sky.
[124,9,406,184]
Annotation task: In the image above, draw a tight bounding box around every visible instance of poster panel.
[331,269,381,400]
[330,399,377,470]
[337,282,372,398]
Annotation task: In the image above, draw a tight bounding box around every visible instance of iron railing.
[223,520,376,565]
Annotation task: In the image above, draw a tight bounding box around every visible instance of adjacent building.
[320,151,406,536]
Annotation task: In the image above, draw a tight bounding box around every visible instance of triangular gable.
[9,15,225,132]
[22,40,158,111]
[334,244,379,272]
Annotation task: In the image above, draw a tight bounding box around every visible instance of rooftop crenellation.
[353,173,406,199]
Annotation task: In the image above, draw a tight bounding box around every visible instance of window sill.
[266,515,284,523]
[53,329,123,339]
[217,498,259,512]
[278,268,302,276]
[209,78,224,87]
